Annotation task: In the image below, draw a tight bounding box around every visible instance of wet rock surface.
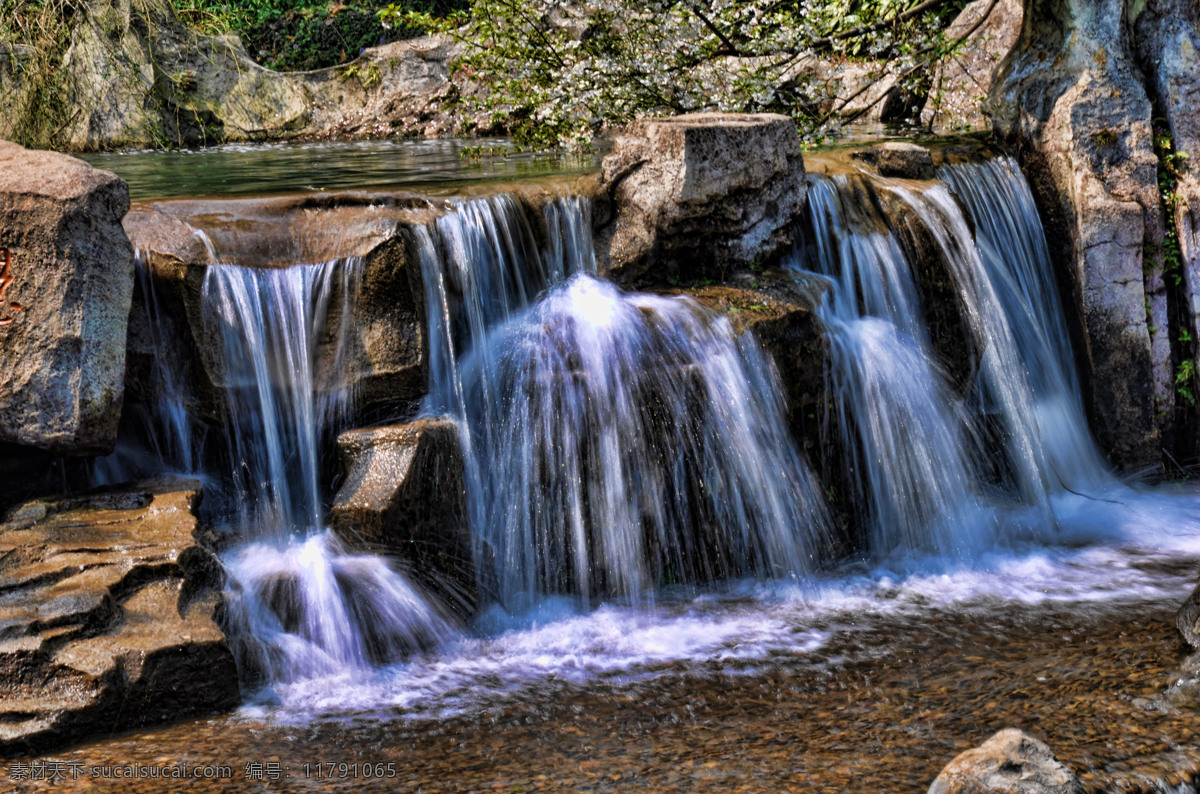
[0,141,134,455]
[851,142,937,180]
[330,418,473,608]
[928,728,1086,794]
[0,480,238,756]
[122,180,602,424]
[596,113,807,285]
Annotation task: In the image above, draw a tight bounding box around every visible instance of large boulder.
[986,0,1166,469]
[122,192,434,423]
[329,418,474,608]
[928,729,1085,794]
[0,141,134,454]
[0,480,239,755]
[595,112,808,286]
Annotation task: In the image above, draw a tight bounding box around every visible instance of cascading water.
[937,157,1114,490]
[202,256,455,688]
[795,155,1124,559]
[800,177,984,557]
[419,196,830,609]
[92,254,203,484]
[202,259,360,535]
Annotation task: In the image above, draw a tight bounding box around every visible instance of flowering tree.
[384,0,979,147]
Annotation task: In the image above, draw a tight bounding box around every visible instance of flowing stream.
[72,148,1200,788]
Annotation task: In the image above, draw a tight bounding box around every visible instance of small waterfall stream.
[418,196,829,608]
[201,256,455,688]
[794,155,1120,558]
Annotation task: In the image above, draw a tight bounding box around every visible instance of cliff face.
[987,0,1200,469]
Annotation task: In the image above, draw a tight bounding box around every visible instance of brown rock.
[0,480,239,755]
[122,192,434,422]
[851,142,937,181]
[928,729,1085,794]
[0,140,134,454]
[1178,580,1200,647]
[596,112,807,286]
[330,418,474,609]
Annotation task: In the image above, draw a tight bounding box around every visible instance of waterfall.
[795,155,1116,557]
[202,259,360,535]
[937,157,1113,490]
[93,254,203,484]
[202,256,455,687]
[800,177,985,557]
[420,195,829,608]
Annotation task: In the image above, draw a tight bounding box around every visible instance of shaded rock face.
[0,141,135,454]
[1132,0,1200,455]
[0,481,239,755]
[596,113,808,285]
[986,0,1171,469]
[329,418,473,609]
[928,728,1085,794]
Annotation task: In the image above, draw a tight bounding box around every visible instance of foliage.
[1153,119,1189,287]
[1176,358,1197,408]
[167,0,468,71]
[0,0,82,149]
[409,0,968,148]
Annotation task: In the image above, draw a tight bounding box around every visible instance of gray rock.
[851,142,937,180]
[596,112,808,285]
[1178,580,1200,647]
[330,418,474,608]
[928,729,1085,794]
[987,0,1164,470]
[1132,0,1200,453]
[0,480,239,755]
[0,140,134,454]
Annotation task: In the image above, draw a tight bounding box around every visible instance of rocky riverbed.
[7,547,1200,793]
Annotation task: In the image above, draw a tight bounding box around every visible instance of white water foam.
[240,484,1200,725]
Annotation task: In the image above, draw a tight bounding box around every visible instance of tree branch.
[690,6,742,56]
[809,0,959,52]
[815,0,999,130]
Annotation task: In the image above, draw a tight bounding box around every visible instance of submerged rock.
[329,418,474,609]
[0,141,134,454]
[596,112,808,285]
[0,480,239,755]
[928,729,1085,794]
